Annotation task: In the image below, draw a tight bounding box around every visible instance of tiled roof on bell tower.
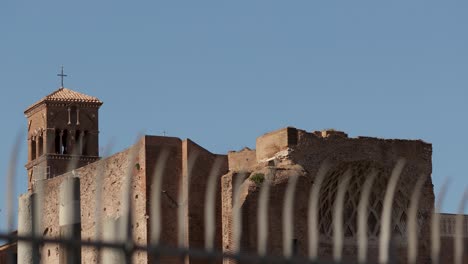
[25,88,103,114]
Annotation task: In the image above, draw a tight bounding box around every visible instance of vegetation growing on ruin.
[250,173,265,185]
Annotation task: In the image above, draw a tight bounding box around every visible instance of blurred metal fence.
[0,139,466,264]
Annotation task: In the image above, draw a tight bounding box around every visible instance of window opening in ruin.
[31,137,37,160]
[287,127,298,145]
[62,130,68,154]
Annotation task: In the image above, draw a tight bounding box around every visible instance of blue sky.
[0,1,467,231]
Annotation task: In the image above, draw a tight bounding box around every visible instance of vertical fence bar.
[257,174,271,258]
[178,150,199,263]
[101,217,124,264]
[5,133,20,264]
[150,149,169,264]
[18,193,34,264]
[94,145,113,263]
[59,176,81,264]
[431,179,450,264]
[121,141,141,264]
[232,172,246,259]
[332,170,351,263]
[454,188,467,264]
[379,159,405,264]
[205,158,223,251]
[31,181,44,264]
[283,175,299,259]
[407,175,426,264]
[357,170,377,264]
[308,163,329,262]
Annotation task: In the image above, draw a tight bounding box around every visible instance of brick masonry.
[6,89,467,263]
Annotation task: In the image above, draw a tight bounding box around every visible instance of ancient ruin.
[0,87,466,263]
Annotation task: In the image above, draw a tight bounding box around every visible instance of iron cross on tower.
[57,66,68,88]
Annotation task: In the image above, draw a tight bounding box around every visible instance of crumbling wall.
[228,148,256,172]
[289,130,434,262]
[224,127,434,263]
[256,127,298,162]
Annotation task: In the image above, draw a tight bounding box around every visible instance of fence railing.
[0,139,467,264]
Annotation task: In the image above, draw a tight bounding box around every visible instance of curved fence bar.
[357,170,377,264]
[257,174,270,257]
[332,170,351,262]
[431,178,450,264]
[454,188,467,264]
[379,159,406,264]
[307,162,329,261]
[407,174,427,264]
[283,174,299,259]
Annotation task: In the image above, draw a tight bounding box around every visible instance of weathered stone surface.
[9,85,466,264]
[223,127,437,263]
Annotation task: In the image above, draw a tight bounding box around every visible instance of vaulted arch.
[318,161,420,244]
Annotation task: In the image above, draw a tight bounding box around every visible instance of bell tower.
[24,87,103,190]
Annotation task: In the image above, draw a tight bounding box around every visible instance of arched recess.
[318,161,421,245]
[31,136,37,160]
[38,130,44,156]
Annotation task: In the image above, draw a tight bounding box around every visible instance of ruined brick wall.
[224,127,435,263]
[439,214,468,263]
[241,173,311,256]
[145,136,182,264]
[256,127,296,162]
[221,172,234,264]
[228,148,256,172]
[143,136,228,264]
[39,139,148,264]
[439,237,468,263]
[184,139,228,264]
[289,129,434,262]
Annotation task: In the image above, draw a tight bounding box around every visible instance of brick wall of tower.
[25,104,48,189]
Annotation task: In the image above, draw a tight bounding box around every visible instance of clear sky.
[0,1,467,232]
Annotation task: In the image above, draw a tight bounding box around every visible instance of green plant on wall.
[250,173,265,185]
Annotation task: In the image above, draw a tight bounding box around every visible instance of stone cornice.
[25,154,100,169]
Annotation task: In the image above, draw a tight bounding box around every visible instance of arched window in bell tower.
[31,137,37,160]
[38,132,44,156]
